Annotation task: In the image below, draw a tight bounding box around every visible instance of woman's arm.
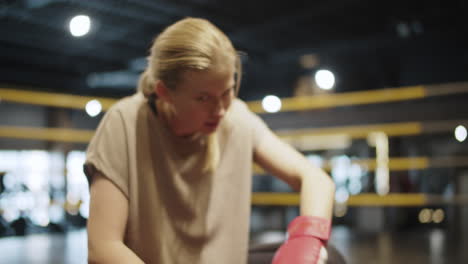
[87,173,144,264]
[253,129,335,219]
[254,129,335,263]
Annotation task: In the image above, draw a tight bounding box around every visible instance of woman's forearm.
[88,240,145,264]
[299,166,335,219]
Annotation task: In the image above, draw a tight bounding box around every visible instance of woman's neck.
[155,99,197,138]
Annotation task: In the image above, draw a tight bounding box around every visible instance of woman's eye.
[196,95,209,102]
[223,88,233,97]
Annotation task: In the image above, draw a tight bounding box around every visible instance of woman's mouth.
[204,120,220,129]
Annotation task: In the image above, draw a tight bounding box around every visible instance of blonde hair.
[137,17,242,173]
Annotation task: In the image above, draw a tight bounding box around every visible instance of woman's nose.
[212,98,226,117]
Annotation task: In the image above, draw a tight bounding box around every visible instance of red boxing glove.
[272,216,331,264]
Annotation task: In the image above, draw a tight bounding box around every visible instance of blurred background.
[1,0,468,263]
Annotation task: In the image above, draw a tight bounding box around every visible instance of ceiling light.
[85,99,102,117]
[262,95,282,113]
[69,15,91,37]
[314,69,335,90]
[455,125,467,142]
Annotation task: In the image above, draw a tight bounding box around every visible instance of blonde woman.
[84,17,336,264]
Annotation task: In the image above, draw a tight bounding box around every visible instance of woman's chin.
[201,125,218,134]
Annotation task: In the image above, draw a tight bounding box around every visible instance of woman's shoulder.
[106,92,147,120]
[110,92,145,111]
[222,98,257,131]
[229,98,250,115]
[230,97,263,122]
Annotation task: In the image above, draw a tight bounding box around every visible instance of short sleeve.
[234,99,271,150]
[249,111,271,150]
[83,107,129,198]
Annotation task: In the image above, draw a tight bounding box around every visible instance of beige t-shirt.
[84,92,269,264]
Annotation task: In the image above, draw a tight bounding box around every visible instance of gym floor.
[0,226,466,264]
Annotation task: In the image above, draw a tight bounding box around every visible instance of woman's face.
[165,65,236,136]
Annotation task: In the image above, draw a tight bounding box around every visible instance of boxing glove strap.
[287,216,331,242]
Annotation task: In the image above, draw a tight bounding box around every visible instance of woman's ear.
[154,81,172,103]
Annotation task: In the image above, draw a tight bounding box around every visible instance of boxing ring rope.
[0,119,466,143]
[251,193,468,207]
[1,82,468,113]
[1,82,468,209]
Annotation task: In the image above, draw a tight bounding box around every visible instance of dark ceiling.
[1,0,467,101]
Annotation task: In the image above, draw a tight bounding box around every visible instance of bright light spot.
[49,152,65,189]
[23,150,49,171]
[3,172,18,189]
[66,206,79,216]
[79,190,90,219]
[307,154,324,168]
[427,228,447,258]
[375,167,390,196]
[30,209,50,227]
[0,150,19,171]
[69,15,91,37]
[418,208,432,223]
[17,192,34,211]
[49,204,65,223]
[348,180,362,195]
[50,172,65,189]
[0,194,20,222]
[2,208,20,222]
[262,95,282,113]
[255,231,286,244]
[432,209,445,223]
[23,150,50,191]
[429,229,444,256]
[334,203,348,217]
[66,151,89,218]
[37,192,51,206]
[331,155,351,185]
[335,186,349,203]
[349,163,363,180]
[66,192,80,205]
[79,202,89,219]
[86,99,102,117]
[314,69,335,90]
[454,125,467,142]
